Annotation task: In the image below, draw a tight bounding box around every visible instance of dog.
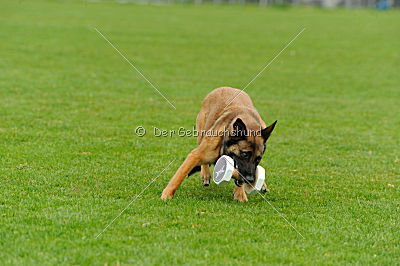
[161,87,277,202]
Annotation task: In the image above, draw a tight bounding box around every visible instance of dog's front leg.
[261,183,269,193]
[233,185,248,202]
[161,148,202,200]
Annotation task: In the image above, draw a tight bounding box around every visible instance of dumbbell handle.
[232,169,240,180]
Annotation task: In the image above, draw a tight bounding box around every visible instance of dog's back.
[197,87,264,134]
[202,86,254,109]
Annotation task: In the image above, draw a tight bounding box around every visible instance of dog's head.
[222,118,277,185]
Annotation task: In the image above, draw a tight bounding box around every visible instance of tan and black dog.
[161,87,277,202]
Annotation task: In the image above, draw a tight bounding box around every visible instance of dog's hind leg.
[201,164,211,187]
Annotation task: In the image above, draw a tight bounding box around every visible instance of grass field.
[1,0,400,264]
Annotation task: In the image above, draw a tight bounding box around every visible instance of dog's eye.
[240,151,251,158]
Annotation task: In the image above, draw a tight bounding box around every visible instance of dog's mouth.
[232,168,255,185]
[229,159,256,185]
[242,175,255,184]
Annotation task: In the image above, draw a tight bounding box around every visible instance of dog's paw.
[233,187,248,202]
[234,192,248,202]
[261,183,269,194]
[202,175,211,187]
[161,188,174,200]
[201,165,211,187]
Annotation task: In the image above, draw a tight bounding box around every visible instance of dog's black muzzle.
[243,175,255,184]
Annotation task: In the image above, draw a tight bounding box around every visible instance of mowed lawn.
[1,0,399,264]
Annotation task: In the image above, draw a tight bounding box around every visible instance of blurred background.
[90,0,400,9]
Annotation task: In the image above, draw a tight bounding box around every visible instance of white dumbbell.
[213,155,265,193]
[213,155,235,185]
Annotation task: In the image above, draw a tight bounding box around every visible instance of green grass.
[1,0,400,264]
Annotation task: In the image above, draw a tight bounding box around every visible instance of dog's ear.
[231,118,247,140]
[261,120,277,141]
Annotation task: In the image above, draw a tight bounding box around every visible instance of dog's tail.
[188,166,201,176]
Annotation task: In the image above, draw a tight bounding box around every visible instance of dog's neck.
[213,106,264,132]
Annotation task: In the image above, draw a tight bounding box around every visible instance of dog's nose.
[244,176,254,184]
